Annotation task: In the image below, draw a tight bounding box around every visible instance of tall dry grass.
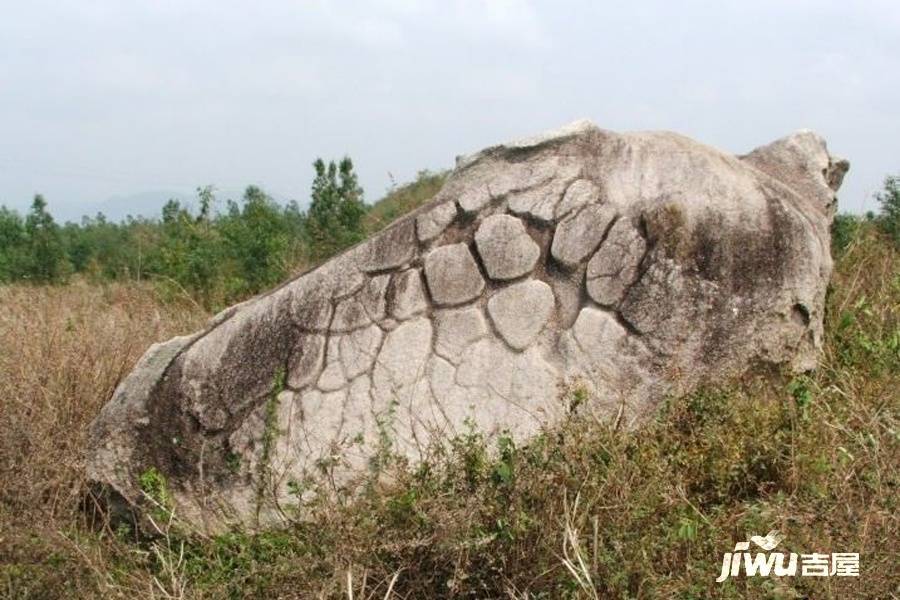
[0,225,897,599]
[0,281,207,597]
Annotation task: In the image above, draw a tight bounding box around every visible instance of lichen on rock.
[86,121,847,531]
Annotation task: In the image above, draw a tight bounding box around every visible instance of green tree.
[148,192,223,305]
[23,195,69,282]
[196,184,215,224]
[220,186,291,296]
[62,213,140,279]
[305,157,366,260]
[282,199,309,268]
[876,174,900,247]
[0,206,27,280]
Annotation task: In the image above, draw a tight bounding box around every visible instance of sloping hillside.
[364,169,448,234]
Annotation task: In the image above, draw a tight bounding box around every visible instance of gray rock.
[507,171,578,222]
[487,280,555,351]
[456,119,598,169]
[572,306,627,356]
[371,317,434,454]
[458,185,492,214]
[548,274,581,329]
[551,204,618,268]
[372,317,433,391]
[332,274,390,331]
[359,220,416,272]
[556,179,601,218]
[389,269,428,320]
[742,129,849,217]
[287,333,326,389]
[85,334,197,495]
[316,360,346,392]
[86,121,847,531]
[423,243,485,306]
[416,201,457,242]
[586,218,647,306]
[474,215,540,280]
[339,324,383,379]
[454,338,561,437]
[434,307,488,364]
[317,337,346,391]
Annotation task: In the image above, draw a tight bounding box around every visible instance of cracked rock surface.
[86,120,848,530]
[475,214,541,280]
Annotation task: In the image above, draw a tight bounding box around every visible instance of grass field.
[0,223,897,599]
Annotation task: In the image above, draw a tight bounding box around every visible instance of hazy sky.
[1,0,898,221]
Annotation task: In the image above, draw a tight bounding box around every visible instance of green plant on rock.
[139,466,172,522]
[256,368,286,512]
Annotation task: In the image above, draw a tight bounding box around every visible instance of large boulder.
[87,121,848,530]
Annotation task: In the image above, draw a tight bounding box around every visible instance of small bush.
[831,212,861,256]
[876,174,900,247]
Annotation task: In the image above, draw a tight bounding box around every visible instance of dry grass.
[0,281,207,598]
[0,225,897,599]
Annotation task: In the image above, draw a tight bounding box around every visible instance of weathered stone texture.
[474,215,540,280]
[416,201,457,242]
[423,243,485,306]
[551,204,618,268]
[87,121,847,530]
[434,307,488,364]
[586,218,647,306]
[556,178,601,218]
[388,269,428,320]
[487,280,555,351]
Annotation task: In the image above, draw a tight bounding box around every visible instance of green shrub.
[831,212,861,256]
[876,174,900,247]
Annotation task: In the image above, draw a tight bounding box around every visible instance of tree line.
[2,163,896,309]
[0,159,445,309]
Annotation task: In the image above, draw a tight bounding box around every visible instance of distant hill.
[55,187,297,224]
[91,190,195,222]
[27,173,446,226]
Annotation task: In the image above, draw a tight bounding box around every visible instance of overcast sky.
[1,0,897,221]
